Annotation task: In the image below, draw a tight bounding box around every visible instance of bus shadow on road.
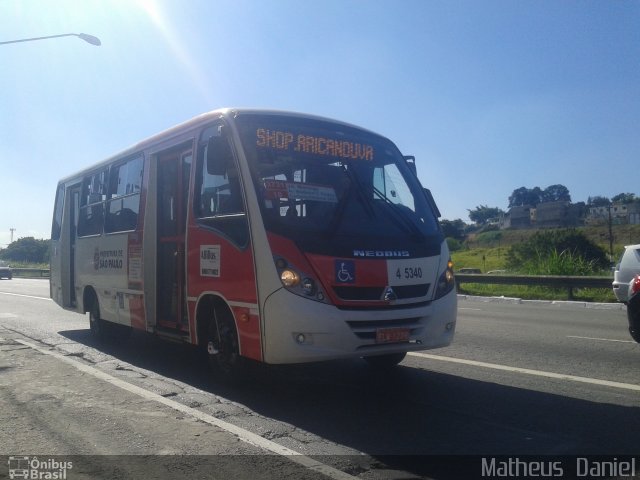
[59,327,640,474]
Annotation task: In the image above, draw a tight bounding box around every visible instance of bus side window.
[51,185,65,240]
[198,139,244,217]
[195,130,249,247]
[78,170,107,237]
[105,156,143,233]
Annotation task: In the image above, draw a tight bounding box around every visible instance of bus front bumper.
[261,288,457,364]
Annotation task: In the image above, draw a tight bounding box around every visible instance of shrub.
[506,229,608,275]
[475,230,503,246]
[446,237,464,252]
[519,249,600,276]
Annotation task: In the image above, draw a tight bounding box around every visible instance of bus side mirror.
[424,188,441,218]
[404,155,417,177]
[206,135,233,176]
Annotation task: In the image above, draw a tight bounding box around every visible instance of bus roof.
[56,108,385,185]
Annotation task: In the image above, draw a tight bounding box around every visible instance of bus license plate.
[376,327,410,344]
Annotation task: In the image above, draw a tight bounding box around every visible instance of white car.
[612,244,640,303]
[625,275,640,343]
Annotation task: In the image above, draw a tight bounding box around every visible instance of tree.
[440,218,467,240]
[508,187,542,207]
[0,237,50,264]
[509,184,572,207]
[541,184,571,203]
[587,196,611,207]
[611,193,636,204]
[467,205,504,225]
[446,237,463,252]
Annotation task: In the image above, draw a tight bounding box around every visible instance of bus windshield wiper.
[372,185,425,241]
[341,165,376,219]
[326,165,375,235]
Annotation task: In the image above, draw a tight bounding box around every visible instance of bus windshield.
[236,114,440,246]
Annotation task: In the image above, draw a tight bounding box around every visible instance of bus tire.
[363,352,407,369]
[86,290,131,342]
[88,293,107,341]
[206,305,244,382]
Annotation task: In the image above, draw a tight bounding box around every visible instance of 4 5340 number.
[396,267,422,280]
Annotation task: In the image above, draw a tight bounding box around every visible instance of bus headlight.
[280,269,300,287]
[434,259,455,300]
[274,256,328,303]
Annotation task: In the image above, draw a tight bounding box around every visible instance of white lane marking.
[408,352,640,392]
[15,338,357,480]
[0,291,52,301]
[567,335,636,344]
[458,307,483,311]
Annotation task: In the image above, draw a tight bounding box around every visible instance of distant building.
[500,200,640,230]
[536,201,585,228]
[500,205,533,229]
[586,202,640,225]
[536,201,569,228]
[501,202,586,230]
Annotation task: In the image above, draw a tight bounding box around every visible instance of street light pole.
[0,33,101,46]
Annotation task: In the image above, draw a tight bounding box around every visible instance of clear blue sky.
[1,0,638,247]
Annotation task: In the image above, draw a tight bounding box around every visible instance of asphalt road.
[0,279,638,479]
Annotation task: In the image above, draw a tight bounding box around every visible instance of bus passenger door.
[52,183,80,309]
[156,148,192,331]
[68,185,81,306]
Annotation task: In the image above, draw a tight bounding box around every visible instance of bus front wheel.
[206,307,244,382]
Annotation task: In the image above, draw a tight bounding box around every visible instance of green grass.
[463,223,640,261]
[456,284,616,302]
[451,247,506,273]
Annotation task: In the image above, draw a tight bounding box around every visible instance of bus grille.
[333,284,430,301]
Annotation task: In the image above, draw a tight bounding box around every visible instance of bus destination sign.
[256,128,374,161]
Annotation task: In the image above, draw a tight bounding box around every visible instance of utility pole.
[607,206,614,262]
[10,228,16,243]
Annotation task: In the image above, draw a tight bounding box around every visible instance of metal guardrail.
[5,269,614,299]
[10,268,50,278]
[455,273,612,300]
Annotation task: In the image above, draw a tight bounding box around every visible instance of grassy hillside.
[453,224,640,272]
[449,225,636,302]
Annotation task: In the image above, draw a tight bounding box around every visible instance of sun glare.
[133,0,214,105]
[135,0,165,30]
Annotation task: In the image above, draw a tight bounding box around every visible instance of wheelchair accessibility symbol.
[335,260,355,283]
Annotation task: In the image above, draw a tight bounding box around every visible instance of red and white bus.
[50,108,456,377]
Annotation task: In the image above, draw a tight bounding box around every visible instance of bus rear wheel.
[88,295,107,341]
[88,292,131,342]
[206,307,244,382]
[363,352,407,369]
